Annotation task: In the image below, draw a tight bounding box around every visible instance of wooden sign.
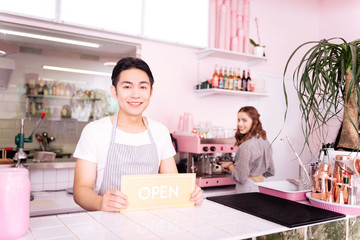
[120,173,196,212]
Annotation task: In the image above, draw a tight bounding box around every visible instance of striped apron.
[98,112,159,196]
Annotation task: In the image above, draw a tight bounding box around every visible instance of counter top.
[24,200,291,240]
[30,190,84,217]
[23,200,353,240]
[0,157,76,169]
[23,187,359,240]
[29,186,236,217]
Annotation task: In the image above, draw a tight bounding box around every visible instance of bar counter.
[23,197,360,240]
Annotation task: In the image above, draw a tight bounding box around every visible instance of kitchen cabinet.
[195,48,268,97]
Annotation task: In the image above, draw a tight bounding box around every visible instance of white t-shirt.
[73,116,176,192]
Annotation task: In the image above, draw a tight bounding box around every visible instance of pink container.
[306,192,360,215]
[257,180,309,201]
[0,168,30,240]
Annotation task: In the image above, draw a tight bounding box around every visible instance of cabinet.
[195,48,268,97]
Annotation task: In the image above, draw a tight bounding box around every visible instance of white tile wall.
[29,168,74,192]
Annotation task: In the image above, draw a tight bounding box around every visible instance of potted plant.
[250,38,265,57]
[250,17,265,57]
[283,38,360,155]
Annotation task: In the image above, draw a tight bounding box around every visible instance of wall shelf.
[197,48,267,66]
[194,89,268,97]
[26,94,99,101]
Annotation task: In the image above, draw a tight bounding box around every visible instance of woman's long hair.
[235,106,267,146]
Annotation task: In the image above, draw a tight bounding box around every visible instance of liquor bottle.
[233,67,238,90]
[211,64,219,88]
[224,67,228,89]
[241,70,247,91]
[246,69,252,92]
[228,67,234,90]
[218,66,224,89]
[237,68,242,90]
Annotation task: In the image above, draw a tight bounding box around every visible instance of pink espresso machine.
[173,134,238,187]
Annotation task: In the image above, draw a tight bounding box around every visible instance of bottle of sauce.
[241,70,247,91]
[218,66,224,89]
[211,64,219,88]
[224,67,228,89]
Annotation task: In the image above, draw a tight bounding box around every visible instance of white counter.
[23,186,354,240]
[29,186,236,217]
[25,199,290,240]
[30,190,84,217]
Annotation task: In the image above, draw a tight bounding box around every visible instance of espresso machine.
[172,133,238,187]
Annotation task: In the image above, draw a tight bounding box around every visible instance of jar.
[0,168,30,240]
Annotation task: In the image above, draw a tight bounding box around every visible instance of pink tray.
[256,180,309,201]
[306,192,360,216]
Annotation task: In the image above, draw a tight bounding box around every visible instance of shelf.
[27,94,72,100]
[26,94,99,101]
[194,89,268,97]
[197,48,267,66]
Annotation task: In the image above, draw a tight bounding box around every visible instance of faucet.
[14,112,46,168]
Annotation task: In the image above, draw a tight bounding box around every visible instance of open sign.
[120,173,195,212]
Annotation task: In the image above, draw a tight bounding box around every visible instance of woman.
[220,106,275,193]
[73,57,203,211]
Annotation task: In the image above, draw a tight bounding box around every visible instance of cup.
[0,168,30,240]
[298,165,312,191]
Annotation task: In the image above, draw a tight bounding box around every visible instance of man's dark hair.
[111,57,154,88]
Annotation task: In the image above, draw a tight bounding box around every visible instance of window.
[0,0,56,20]
[143,0,208,47]
[0,0,209,48]
[60,0,142,36]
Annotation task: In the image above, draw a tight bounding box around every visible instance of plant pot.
[254,46,264,57]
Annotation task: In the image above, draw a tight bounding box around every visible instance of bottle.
[228,67,233,90]
[237,68,242,90]
[224,67,228,89]
[241,70,247,91]
[52,82,58,96]
[43,81,49,96]
[233,67,238,90]
[48,81,53,95]
[38,79,44,95]
[218,66,224,89]
[312,163,332,201]
[211,64,219,88]
[246,70,252,92]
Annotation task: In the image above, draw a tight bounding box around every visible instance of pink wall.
[319,0,360,41]
[2,0,358,182]
[144,0,322,181]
